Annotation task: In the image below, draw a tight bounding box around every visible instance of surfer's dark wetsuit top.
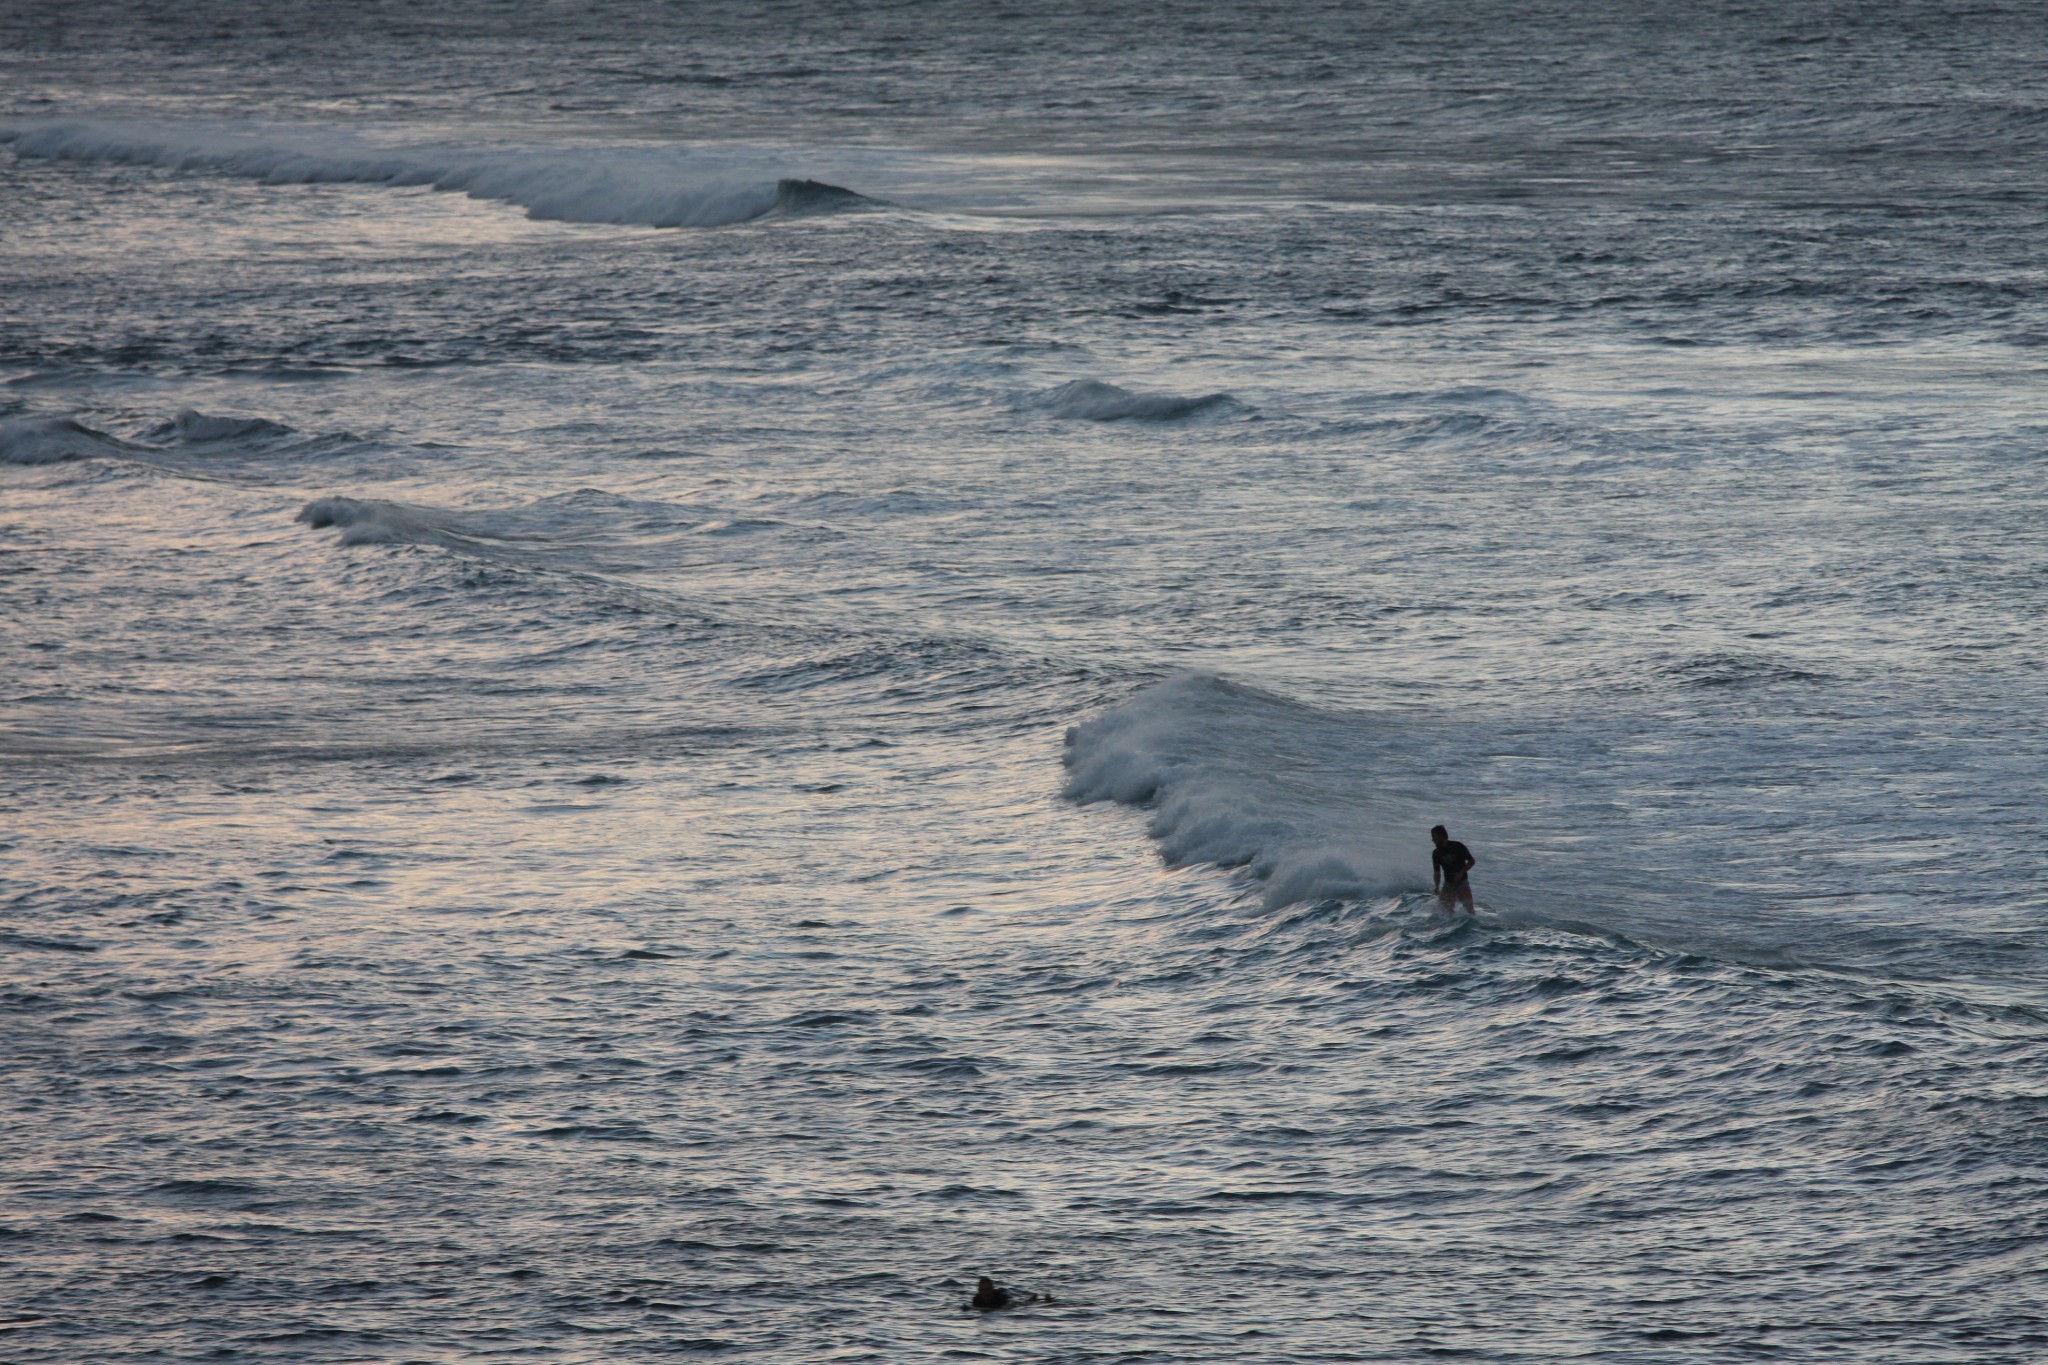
[1433,840,1475,889]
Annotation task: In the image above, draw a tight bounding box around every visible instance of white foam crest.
[2,120,863,229]
[293,488,778,554]
[1064,674,1431,907]
[0,416,134,465]
[1039,379,1238,422]
[295,496,438,546]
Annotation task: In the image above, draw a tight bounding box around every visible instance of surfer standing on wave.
[1431,824,1477,913]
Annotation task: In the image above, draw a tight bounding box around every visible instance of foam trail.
[295,493,581,549]
[293,488,782,560]
[2,120,866,228]
[1064,673,1432,906]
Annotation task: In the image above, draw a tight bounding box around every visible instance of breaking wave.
[296,496,455,547]
[0,416,135,465]
[2,120,869,229]
[144,410,295,444]
[1064,673,1433,907]
[294,488,791,556]
[1037,379,1240,423]
[0,409,367,476]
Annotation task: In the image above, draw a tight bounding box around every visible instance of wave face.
[0,409,339,464]
[1065,673,1433,906]
[145,410,295,444]
[0,415,134,465]
[295,495,453,547]
[1038,379,1239,422]
[1,121,866,228]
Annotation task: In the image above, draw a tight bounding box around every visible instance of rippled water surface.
[5,2,2047,1361]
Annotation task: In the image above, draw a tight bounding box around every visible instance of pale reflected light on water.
[5,1,2048,1360]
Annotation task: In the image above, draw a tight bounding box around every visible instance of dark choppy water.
[4,2,2047,1360]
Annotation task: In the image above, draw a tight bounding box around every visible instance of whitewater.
[4,2,2047,1362]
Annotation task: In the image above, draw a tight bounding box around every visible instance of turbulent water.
[5,2,2047,1360]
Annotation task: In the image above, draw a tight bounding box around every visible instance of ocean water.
[4,2,2047,1360]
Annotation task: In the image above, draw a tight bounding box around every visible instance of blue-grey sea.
[4,3,2047,1361]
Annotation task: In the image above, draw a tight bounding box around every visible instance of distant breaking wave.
[0,409,326,468]
[295,488,790,554]
[0,415,136,466]
[144,411,294,444]
[1037,379,1240,422]
[1,120,868,229]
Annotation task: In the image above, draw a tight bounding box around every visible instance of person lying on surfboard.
[1431,825,1477,913]
[967,1275,1053,1311]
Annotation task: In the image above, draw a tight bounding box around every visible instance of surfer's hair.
[1430,825,1448,839]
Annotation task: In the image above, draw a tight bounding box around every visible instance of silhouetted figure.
[1431,824,1476,913]
[972,1276,1012,1311]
